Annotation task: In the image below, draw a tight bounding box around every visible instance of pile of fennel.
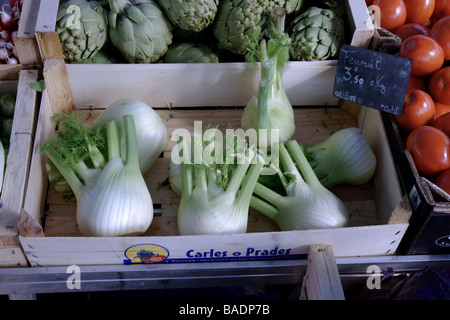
[237,8,377,232]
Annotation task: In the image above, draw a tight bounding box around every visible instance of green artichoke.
[164,42,219,63]
[290,6,345,61]
[56,0,108,63]
[271,0,303,15]
[213,0,271,55]
[108,0,173,63]
[158,0,219,32]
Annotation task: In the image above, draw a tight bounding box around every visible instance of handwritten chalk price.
[333,44,412,116]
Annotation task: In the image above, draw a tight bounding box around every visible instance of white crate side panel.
[360,107,403,224]
[20,224,407,267]
[65,62,339,108]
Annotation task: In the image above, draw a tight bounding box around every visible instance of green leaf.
[28,80,46,92]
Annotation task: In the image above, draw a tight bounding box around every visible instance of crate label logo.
[124,244,169,264]
[435,235,450,247]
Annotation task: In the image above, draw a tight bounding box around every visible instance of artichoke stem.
[271,7,286,36]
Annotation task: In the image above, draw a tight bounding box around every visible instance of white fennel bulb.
[241,8,295,146]
[303,127,377,188]
[42,114,153,237]
[93,98,167,174]
[174,131,263,235]
[250,140,349,231]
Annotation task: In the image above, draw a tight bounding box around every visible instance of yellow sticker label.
[124,244,169,264]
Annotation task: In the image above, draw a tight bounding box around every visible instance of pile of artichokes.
[56,0,347,64]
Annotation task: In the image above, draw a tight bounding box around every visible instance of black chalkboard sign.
[333,44,412,115]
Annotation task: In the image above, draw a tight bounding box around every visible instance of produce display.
[370,0,450,197]
[0,0,22,64]
[166,9,373,235]
[55,0,347,63]
[44,7,377,237]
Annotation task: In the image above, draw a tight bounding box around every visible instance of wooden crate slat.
[300,245,345,300]
[0,70,39,267]
[14,0,42,65]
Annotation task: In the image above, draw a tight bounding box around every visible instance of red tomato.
[395,23,430,40]
[395,89,435,131]
[398,35,444,76]
[429,66,450,104]
[372,0,407,32]
[434,168,450,194]
[432,112,450,136]
[434,101,450,119]
[433,0,450,19]
[423,16,438,28]
[430,16,450,60]
[407,74,427,91]
[366,0,376,5]
[406,125,450,175]
[404,0,435,25]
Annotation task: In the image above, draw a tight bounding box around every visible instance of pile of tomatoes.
[366,0,450,195]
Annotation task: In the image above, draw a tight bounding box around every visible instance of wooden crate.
[18,64,410,267]
[0,70,40,267]
[382,113,450,255]
[36,0,374,64]
[0,0,41,80]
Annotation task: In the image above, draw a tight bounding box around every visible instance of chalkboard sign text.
[333,44,412,115]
